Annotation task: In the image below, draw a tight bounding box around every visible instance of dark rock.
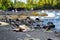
[47,38,52,40]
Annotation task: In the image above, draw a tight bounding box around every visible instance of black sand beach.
[0,26,60,40]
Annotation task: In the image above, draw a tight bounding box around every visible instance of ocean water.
[43,19,60,32]
[41,10,60,31]
[44,19,60,29]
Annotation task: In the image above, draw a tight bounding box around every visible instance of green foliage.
[0,0,60,10]
[13,2,26,8]
[26,0,60,9]
[0,0,13,10]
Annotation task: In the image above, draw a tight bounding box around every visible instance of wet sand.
[0,26,60,40]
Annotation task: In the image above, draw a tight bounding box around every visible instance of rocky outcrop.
[0,21,9,26]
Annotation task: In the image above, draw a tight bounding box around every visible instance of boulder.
[12,25,31,32]
[0,21,9,26]
[19,25,31,31]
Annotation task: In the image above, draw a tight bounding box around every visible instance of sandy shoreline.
[0,26,60,40]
